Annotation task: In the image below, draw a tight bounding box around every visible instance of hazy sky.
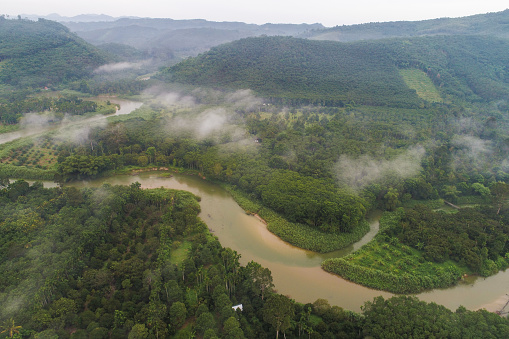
[5,0,508,26]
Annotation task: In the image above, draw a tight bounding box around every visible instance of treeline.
[163,35,509,106]
[50,97,509,240]
[0,95,99,124]
[388,205,509,275]
[0,17,110,88]
[1,182,509,338]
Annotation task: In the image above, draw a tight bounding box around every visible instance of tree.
[490,182,509,214]
[263,294,295,339]
[128,324,149,339]
[442,185,460,203]
[223,316,245,339]
[146,147,156,164]
[195,312,216,336]
[169,301,187,331]
[246,261,274,300]
[0,318,22,338]
[384,188,400,211]
[137,155,149,167]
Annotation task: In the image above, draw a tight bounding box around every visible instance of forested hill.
[305,9,509,42]
[164,35,509,107]
[0,18,111,88]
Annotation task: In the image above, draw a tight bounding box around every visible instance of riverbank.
[322,238,465,294]
[222,184,370,253]
[323,208,509,294]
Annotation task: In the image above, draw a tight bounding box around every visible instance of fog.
[141,86,262,152]
[334,146,426,191]
[144,86,197,107]
[94,61,147,73]
[19,112,57,128]
[449,134,497,176]
[52,114,108,146]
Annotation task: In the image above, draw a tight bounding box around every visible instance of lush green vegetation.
[2,181,509,339]
[361,295,509,338]
[164,36,423,107]
[0,18,110,88]
[0,95,115,125]
[4,11,509,333]
[224,184,370,252]
[48,103,377,250]
[164,35,509,106]
[323,198,509,293]
[306,9,509,42]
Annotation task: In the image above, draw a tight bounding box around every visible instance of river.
[58,172,508,313]
[6,99,509,313]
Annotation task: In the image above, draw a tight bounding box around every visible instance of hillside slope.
[305,9,509,42]
[0,18,111,88]
[164,35,509,106]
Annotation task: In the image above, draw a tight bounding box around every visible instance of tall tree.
[246,261,274,300]
[263,294,295,339]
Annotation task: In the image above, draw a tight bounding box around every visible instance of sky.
[4,0,509,27]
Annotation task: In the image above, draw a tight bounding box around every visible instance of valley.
[2,9,509,338]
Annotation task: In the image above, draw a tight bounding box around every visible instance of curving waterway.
[5,99,509,313]
[58,172,508,313]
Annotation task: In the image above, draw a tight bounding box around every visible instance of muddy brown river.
[60,173,509,313]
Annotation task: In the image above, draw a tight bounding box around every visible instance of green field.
[400,69,443,103]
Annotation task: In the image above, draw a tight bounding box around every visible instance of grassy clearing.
[400,69,442,103]
[223,184,370,253]
[170,240,192,265]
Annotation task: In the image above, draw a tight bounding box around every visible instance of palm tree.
[0,318,22,337]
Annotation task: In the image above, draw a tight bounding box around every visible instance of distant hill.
[0,18,111,88]
[20,13,125,23]
[304,9,509,42]
[62,18,324,57]
[164,35,509,106]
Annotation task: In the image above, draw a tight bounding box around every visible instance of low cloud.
[333,146,425,191]
[94,61,148,74]
[167,108,246,142]
[52,115,107,145]
[19,112,56,128]
[226,89,263,112]
[156,92,196,107]
[451,135,492,171]
[143,86,196,107]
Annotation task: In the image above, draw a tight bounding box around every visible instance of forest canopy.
[164,35,509,106]
[0,18,110,88]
